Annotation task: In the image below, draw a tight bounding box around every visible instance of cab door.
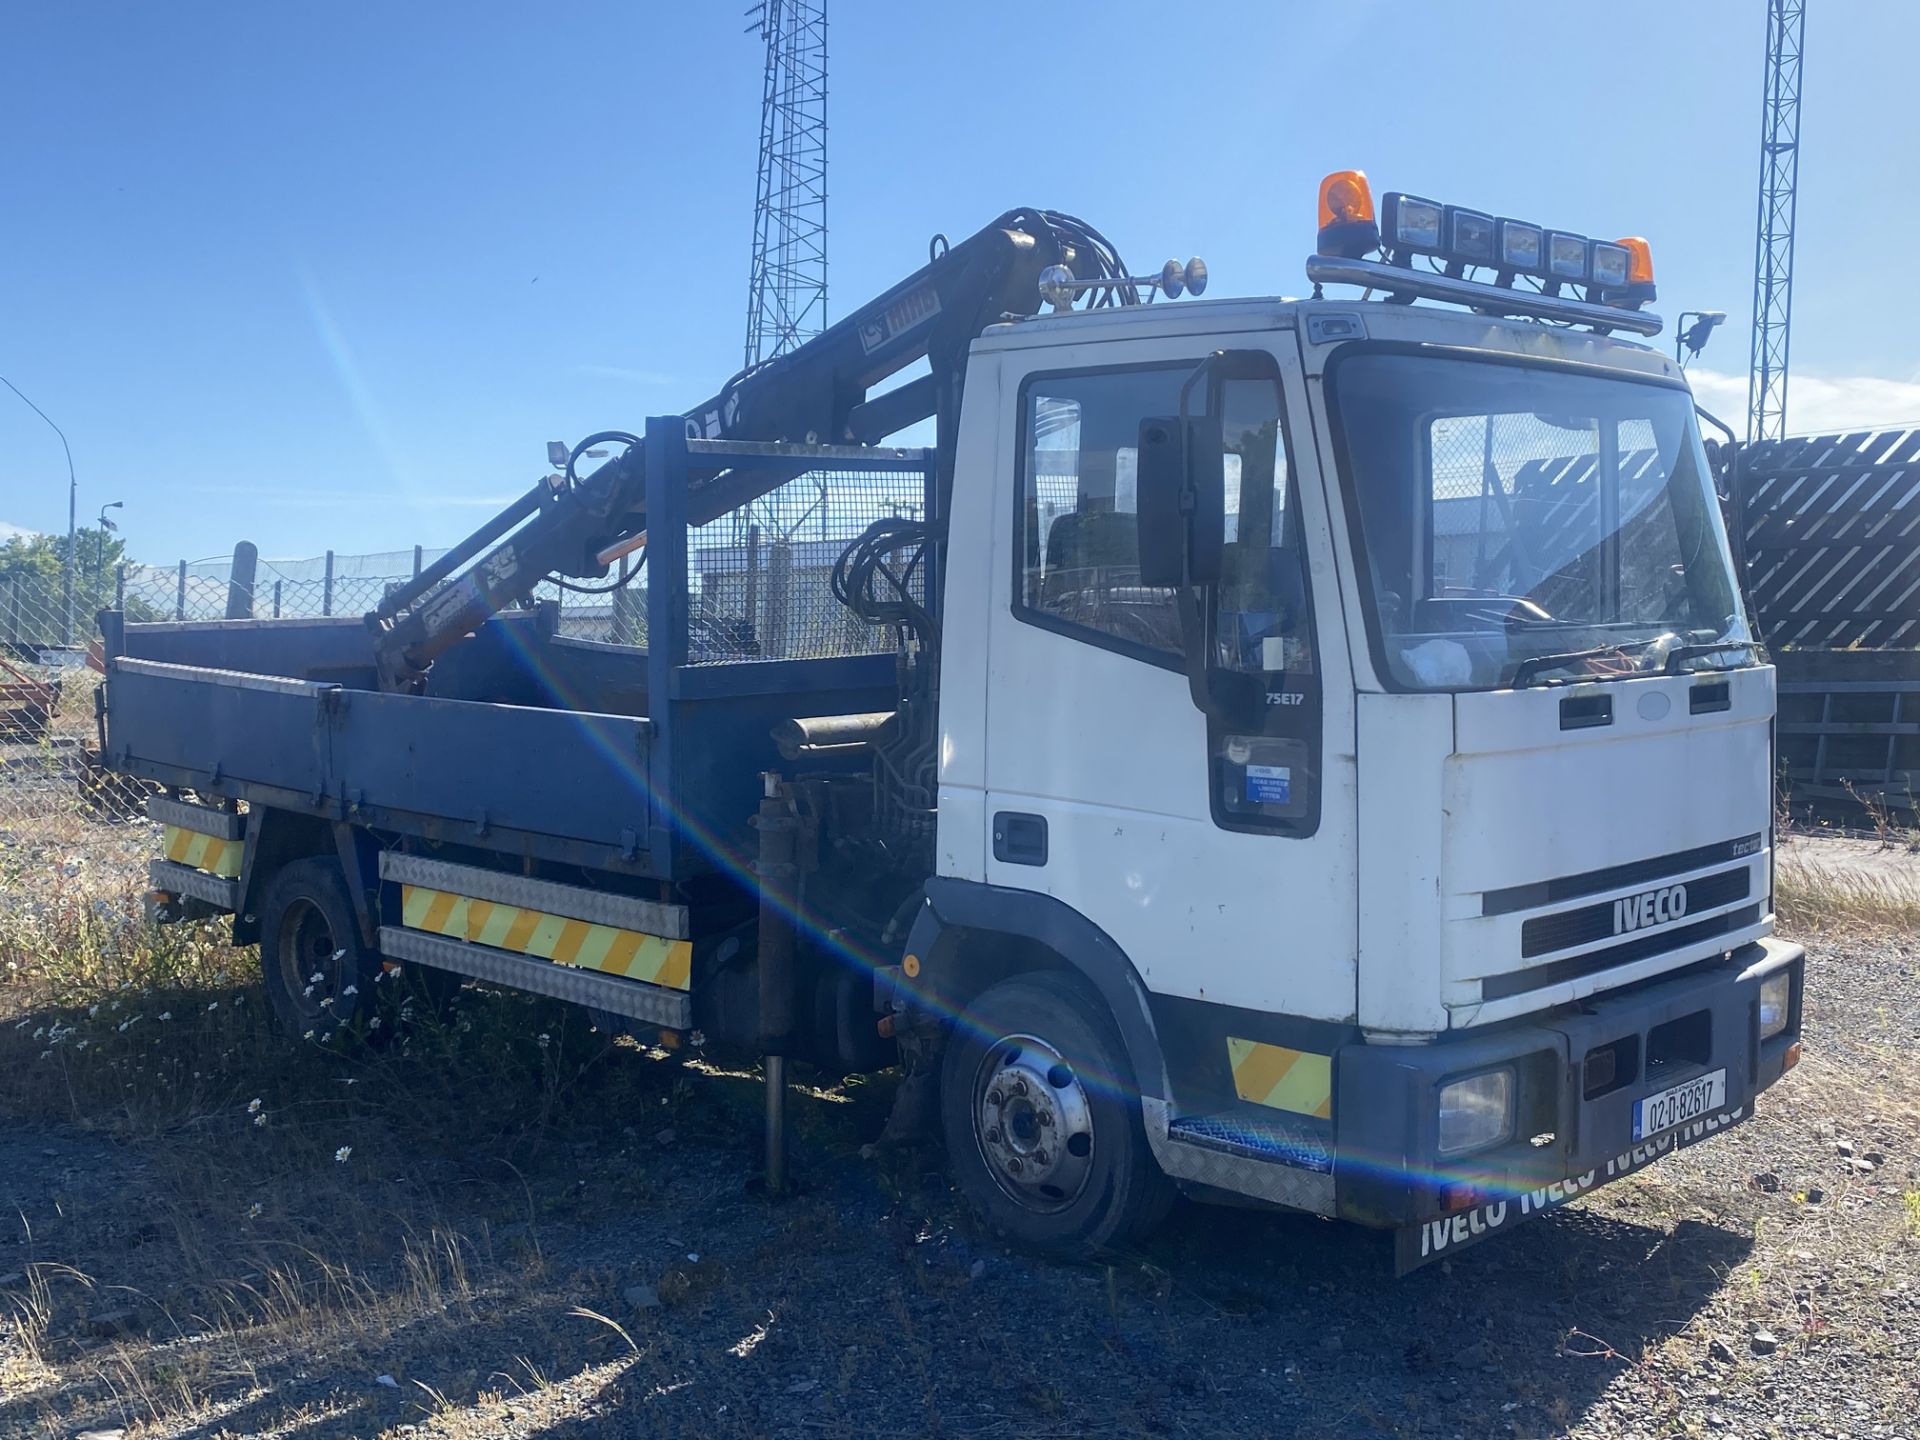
[979,332,1358,1024]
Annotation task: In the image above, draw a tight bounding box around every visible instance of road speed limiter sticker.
[1633,1067,1727,1141]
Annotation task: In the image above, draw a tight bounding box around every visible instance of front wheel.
[939,970,1174,1256]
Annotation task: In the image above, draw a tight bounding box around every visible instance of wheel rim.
[971,1032,1096,1214]
[276,897,345,1029]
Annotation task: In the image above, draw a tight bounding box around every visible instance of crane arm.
[367,209,1130,689]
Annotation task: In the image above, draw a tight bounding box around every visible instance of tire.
[257,857,380,1039]
[940,969,1175,1257]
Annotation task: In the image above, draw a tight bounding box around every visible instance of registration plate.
[1633,1068,1727,1141]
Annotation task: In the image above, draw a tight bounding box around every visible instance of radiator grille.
[1519,868,1752,959]
[1485,906,1763,1001]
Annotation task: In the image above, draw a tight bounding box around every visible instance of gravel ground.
[0,914,1913,1438]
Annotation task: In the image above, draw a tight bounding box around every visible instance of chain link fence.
[2,549,437,851]
[1,545,478,860]
[1,568,150,861]
[112,548,451,625]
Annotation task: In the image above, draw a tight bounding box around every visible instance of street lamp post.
[96,501,124,606]
[1675,311,1727,370]
[0,376,79,644]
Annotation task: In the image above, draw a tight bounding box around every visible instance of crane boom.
[366,209,1130,690]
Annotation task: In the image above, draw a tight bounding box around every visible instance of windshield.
[1330,352,1753,691]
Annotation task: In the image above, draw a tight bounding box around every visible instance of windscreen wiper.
[1507,645,1632,688]
[1507,632,1679,687]
[1662,640,1760,674]
[1512,636,1759,687]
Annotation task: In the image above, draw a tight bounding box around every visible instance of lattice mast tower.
[1748,0,1805,443]
[744,0,828,370]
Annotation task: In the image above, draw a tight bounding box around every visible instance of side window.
[1016,359,1321,836]
[1017,367,1185,660]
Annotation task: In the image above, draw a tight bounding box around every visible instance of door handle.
[993,811,1048,866]
[1559,694,1613,730]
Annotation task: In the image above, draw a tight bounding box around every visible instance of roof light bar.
[1304,254,1663,337]
[1312,171,1662,324]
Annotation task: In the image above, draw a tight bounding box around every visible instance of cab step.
[1167,1112,1334,1174]
[1144,1099,1337,1216]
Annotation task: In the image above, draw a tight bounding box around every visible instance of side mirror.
[1186,418,1225,586]
[1134,408,1225,588]
[1139,350,1290,724]
[1136,417,1185,587]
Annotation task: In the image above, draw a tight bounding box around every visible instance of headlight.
[1546,231,1589,282]
[1759,971,1792,1040]
[1498,218,1543,273]
[1437,1069,1514,1157]
[1445,206,1496,266]
[1384,192,1443,251]
[1589,240,1631,289]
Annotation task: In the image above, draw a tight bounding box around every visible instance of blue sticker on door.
[1245,764,1291,806]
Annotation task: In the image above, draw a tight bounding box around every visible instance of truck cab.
[903,201,1801,1268]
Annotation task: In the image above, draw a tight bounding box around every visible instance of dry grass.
[1774,841,1920,933]
[0,826,730,1435]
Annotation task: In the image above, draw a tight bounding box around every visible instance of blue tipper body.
[97,431,934,886]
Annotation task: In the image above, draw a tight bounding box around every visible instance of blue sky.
[2,1,1917,564]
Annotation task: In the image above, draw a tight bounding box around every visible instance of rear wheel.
[258,858,378,1039]
[940,970,1174,1256]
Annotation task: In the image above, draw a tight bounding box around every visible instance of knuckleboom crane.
[365,210,1139,692]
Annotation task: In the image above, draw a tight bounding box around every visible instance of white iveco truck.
[894,172,1802,1271]
[115,173,1803,1272]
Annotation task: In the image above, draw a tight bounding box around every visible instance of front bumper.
[1334,937,1804,1273]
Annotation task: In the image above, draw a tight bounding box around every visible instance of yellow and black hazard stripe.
[399,883,692,990]
[1226,1037,1333,1120]
[161,824,243,879]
